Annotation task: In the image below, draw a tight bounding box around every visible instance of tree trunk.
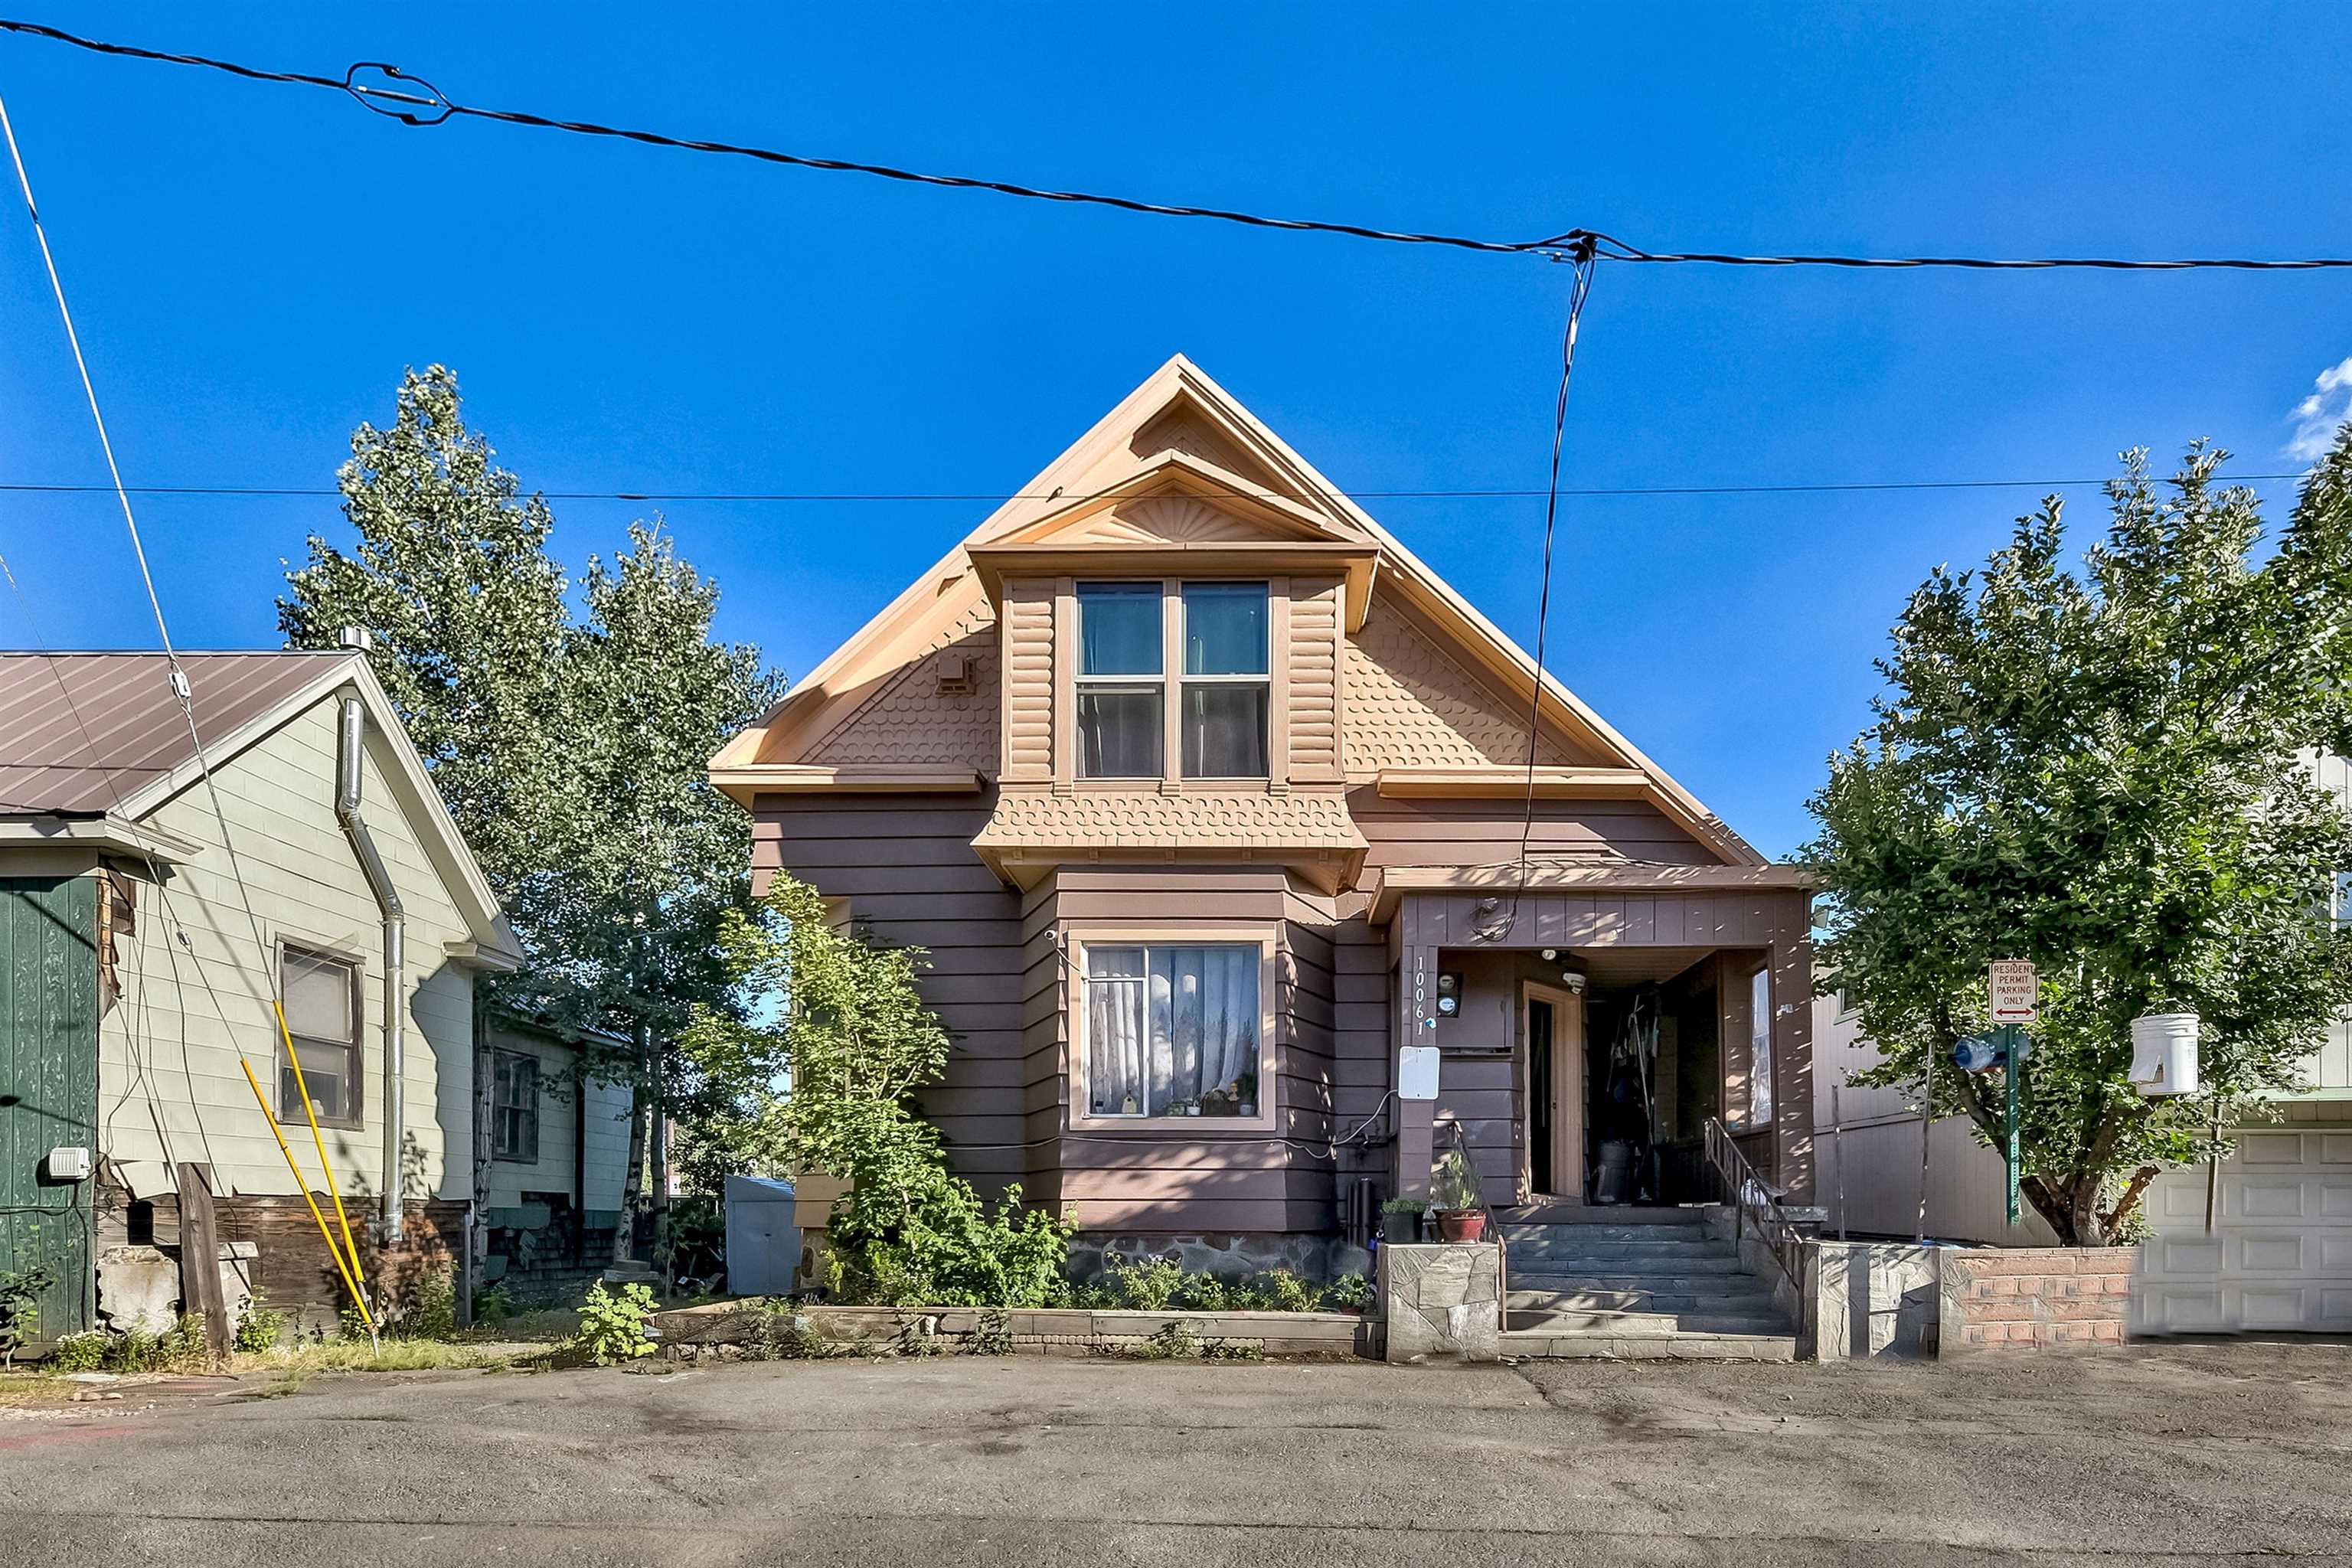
[612,1018,652,1267]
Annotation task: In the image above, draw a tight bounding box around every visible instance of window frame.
[276,937,364,1130]
[1746,963,1775,1130]
[492,1049,542,1164]
[1066,925,1280,1133]
[1073,580,1167,780]
[1176,580,1272,781]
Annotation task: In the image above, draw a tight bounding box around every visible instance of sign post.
[1987,961,2037,1227]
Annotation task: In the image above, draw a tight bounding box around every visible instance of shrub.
[1129,1319,1199,1360]
[688,876,1076,1310]
[1102,1256,1182,1312]
[1316,1272,1371,1312]
[967,1307,1013,1357]
[45,1331,106,1373]
[1254,1269,1316,1314]
[1170,1272,1230,1312]
[390,1270,458,1341]
[0,1263,53,1361]
[472,1283,517,1328]
[570,1282,658,1365]
[235,1295,289,1353]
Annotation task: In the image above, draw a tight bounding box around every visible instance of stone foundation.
[1379,1243,1501,1362]
[1069,1231,1372,1285]
[1937,1246,2135,1351]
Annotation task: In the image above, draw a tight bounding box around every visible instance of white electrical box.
[45,1146,93,1182]
[1398,1046,1440,1101]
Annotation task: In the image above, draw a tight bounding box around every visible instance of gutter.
[333,630,407,1240]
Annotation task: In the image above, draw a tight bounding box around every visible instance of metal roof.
[0,650,359,817]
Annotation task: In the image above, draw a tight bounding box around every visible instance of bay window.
[1076,582,1163,778]
[1083,942,1264,1119]
[1179,582,1269,778]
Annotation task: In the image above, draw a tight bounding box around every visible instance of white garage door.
[2135,1128,2352,1334]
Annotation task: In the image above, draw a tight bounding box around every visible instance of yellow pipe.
[272,999,371,1301]
[238,1054,376,1334]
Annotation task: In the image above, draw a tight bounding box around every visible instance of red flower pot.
[1434,1209,1486,1243]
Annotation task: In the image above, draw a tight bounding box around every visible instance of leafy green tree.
[278,365,573,941]
[281,368,784,1255]
[1808,437,2352,1245]
[682,875,1073,1306]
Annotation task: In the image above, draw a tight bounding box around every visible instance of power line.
[5,17,2350,273]
[0,472,2315,506]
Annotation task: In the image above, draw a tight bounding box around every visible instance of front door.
[0,876,100,1348]
[1522,983,1586,1201]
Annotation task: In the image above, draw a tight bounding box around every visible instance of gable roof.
[0,650,355,815]
[0,648,522,959]
[712,355,1763,866]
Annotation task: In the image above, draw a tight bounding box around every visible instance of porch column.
[1392,932,1439,1201]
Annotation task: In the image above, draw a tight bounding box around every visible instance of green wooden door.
[1,876,99,1347]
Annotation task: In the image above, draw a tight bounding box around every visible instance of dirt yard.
[2,1338,2346,1566]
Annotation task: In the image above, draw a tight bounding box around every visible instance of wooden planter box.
[652,1300,1378,1359]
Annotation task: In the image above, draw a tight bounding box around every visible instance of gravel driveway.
[2,1339,2347,1566]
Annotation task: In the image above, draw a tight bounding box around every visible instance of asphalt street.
[2,1340,2347,1566]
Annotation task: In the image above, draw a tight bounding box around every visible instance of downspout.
[334,630,406,1241]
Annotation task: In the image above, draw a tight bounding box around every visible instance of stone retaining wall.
[1378,1243,1501,1362]
[1936,1246,2136,1351]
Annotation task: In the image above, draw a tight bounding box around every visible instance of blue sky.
[2,5,2347,858]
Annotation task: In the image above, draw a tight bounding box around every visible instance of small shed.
[724,1174,802,1295]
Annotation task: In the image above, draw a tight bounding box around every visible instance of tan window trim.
[1063,923,1281,1135]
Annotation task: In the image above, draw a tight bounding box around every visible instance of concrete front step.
[1508,1244,1747,1272]
[1500,1328,1798,1361]
[1498,1222,1707,1245]
[1507,1306,1789,1335]
[1509,1285,1778,1314]
[1494,1204,1705,1226]
[1510,1271,1770,1295]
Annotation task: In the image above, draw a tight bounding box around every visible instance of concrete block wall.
[1937,1246,2136,1351]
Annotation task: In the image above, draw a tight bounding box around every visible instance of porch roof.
[1367,859,1817,926]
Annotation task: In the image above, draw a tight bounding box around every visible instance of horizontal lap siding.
[1350,789,1717,869]
[753,793,1028,1203]
[1044,866,1332,1233]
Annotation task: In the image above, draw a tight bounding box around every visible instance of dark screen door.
[1527,998,1555,1195]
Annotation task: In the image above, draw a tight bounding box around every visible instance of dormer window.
[1074,580,1271,781]
[1180,582,1268,778]
[1076,582,1163,778]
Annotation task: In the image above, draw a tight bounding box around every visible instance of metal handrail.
[1702,1117,1807,1321]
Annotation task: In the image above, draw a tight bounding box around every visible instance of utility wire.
[0,472,2315,505]
[5,18,2350,273]
[1478,247,1599,946]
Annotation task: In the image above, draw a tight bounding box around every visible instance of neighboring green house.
[0,645,628,1341]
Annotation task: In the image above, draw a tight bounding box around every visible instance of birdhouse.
[2128,1011,2200,1097]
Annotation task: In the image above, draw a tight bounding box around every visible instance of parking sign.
[1988,959,2037,1024]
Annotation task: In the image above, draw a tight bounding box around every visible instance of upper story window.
[1073,580,1269,780]
[279,942,361,1127]
[492,1050,541,1162]
[1181,582,1269,778]
[1076,582,1163,778]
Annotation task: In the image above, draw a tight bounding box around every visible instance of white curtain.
[1088,944,1259,1116]
[1087,948,1147,1116]
[1148,946,1259,1110]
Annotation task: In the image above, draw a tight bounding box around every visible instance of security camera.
[1560,969,1588,995]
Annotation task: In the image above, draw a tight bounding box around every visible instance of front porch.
[1374,867,1816,1214]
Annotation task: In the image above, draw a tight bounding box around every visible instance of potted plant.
[1379,1196,1426,1245]
[1233,1070,1258,1119]
[1430,1146,1486,1243]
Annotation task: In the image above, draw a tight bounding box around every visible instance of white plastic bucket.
[2129,1012,2200,1096]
